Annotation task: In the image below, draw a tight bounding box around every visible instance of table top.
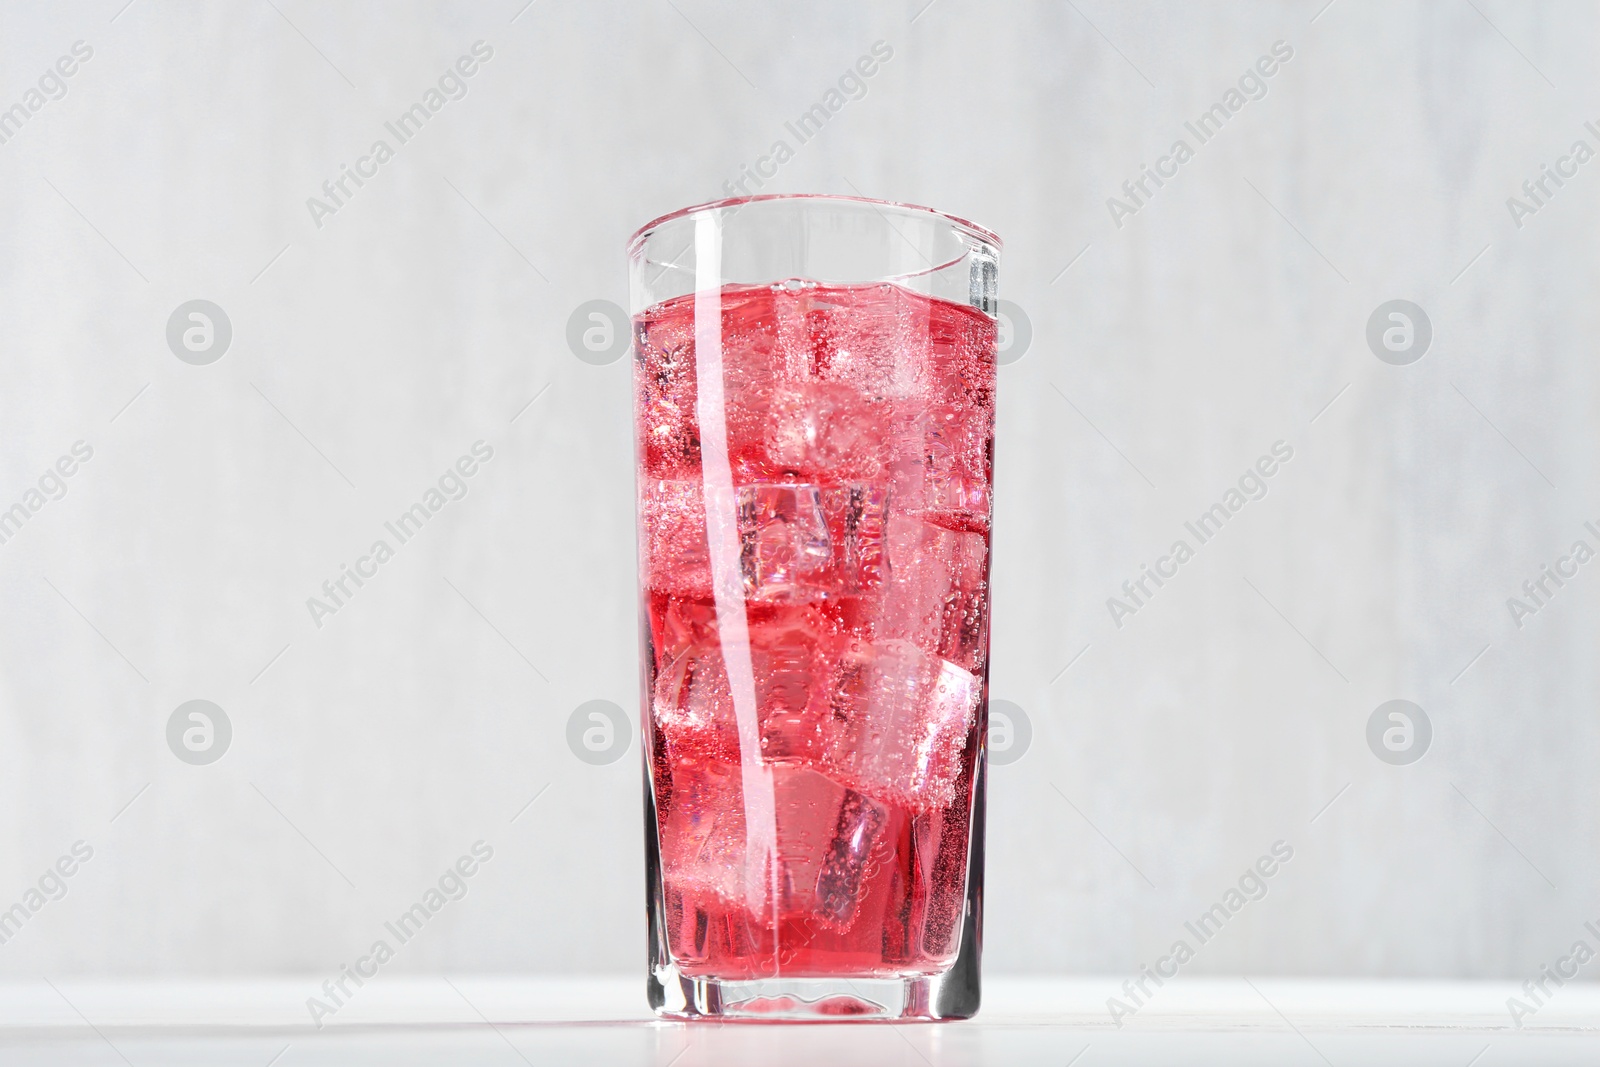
[2,976,1596,1065]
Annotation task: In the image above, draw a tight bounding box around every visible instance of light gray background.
[0,0,1593,983]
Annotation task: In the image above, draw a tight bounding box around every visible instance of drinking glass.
[628,194,1000,1020]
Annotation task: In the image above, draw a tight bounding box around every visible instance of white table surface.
[2,976,1596,1065]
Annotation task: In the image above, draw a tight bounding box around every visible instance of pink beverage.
[630,196,1000,1020]
[630,194,992,1023]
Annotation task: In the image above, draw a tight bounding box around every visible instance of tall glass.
[628,194,1000,1021]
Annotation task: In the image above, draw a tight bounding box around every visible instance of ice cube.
[750,616,834,763]
[658,757,747,905]
[646,591,718,679]
[819,639,981,809]
[802,284,924,399]
[886,399,993,534]
[771,763,886,929]
[922,424,991,527]
[879,514,990,672]
[815,786,888,926]
[642,480,844,605]
[737,484,833,602]
[766,383,893,483]
[654,611,841,766]
[914,780,976,959]
[640,479,711,599]
[659,760,888,946]
[634,314,702,479]
[719,287,796,472]
[654,641,738,766]
[821,484,889,595]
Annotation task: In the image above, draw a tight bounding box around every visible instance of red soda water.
[635,280,996,979]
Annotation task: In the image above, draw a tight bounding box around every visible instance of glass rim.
[627,193,1003,259]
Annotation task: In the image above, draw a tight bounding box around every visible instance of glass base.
[642,736,988,1022]
[649,967,978,1021]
